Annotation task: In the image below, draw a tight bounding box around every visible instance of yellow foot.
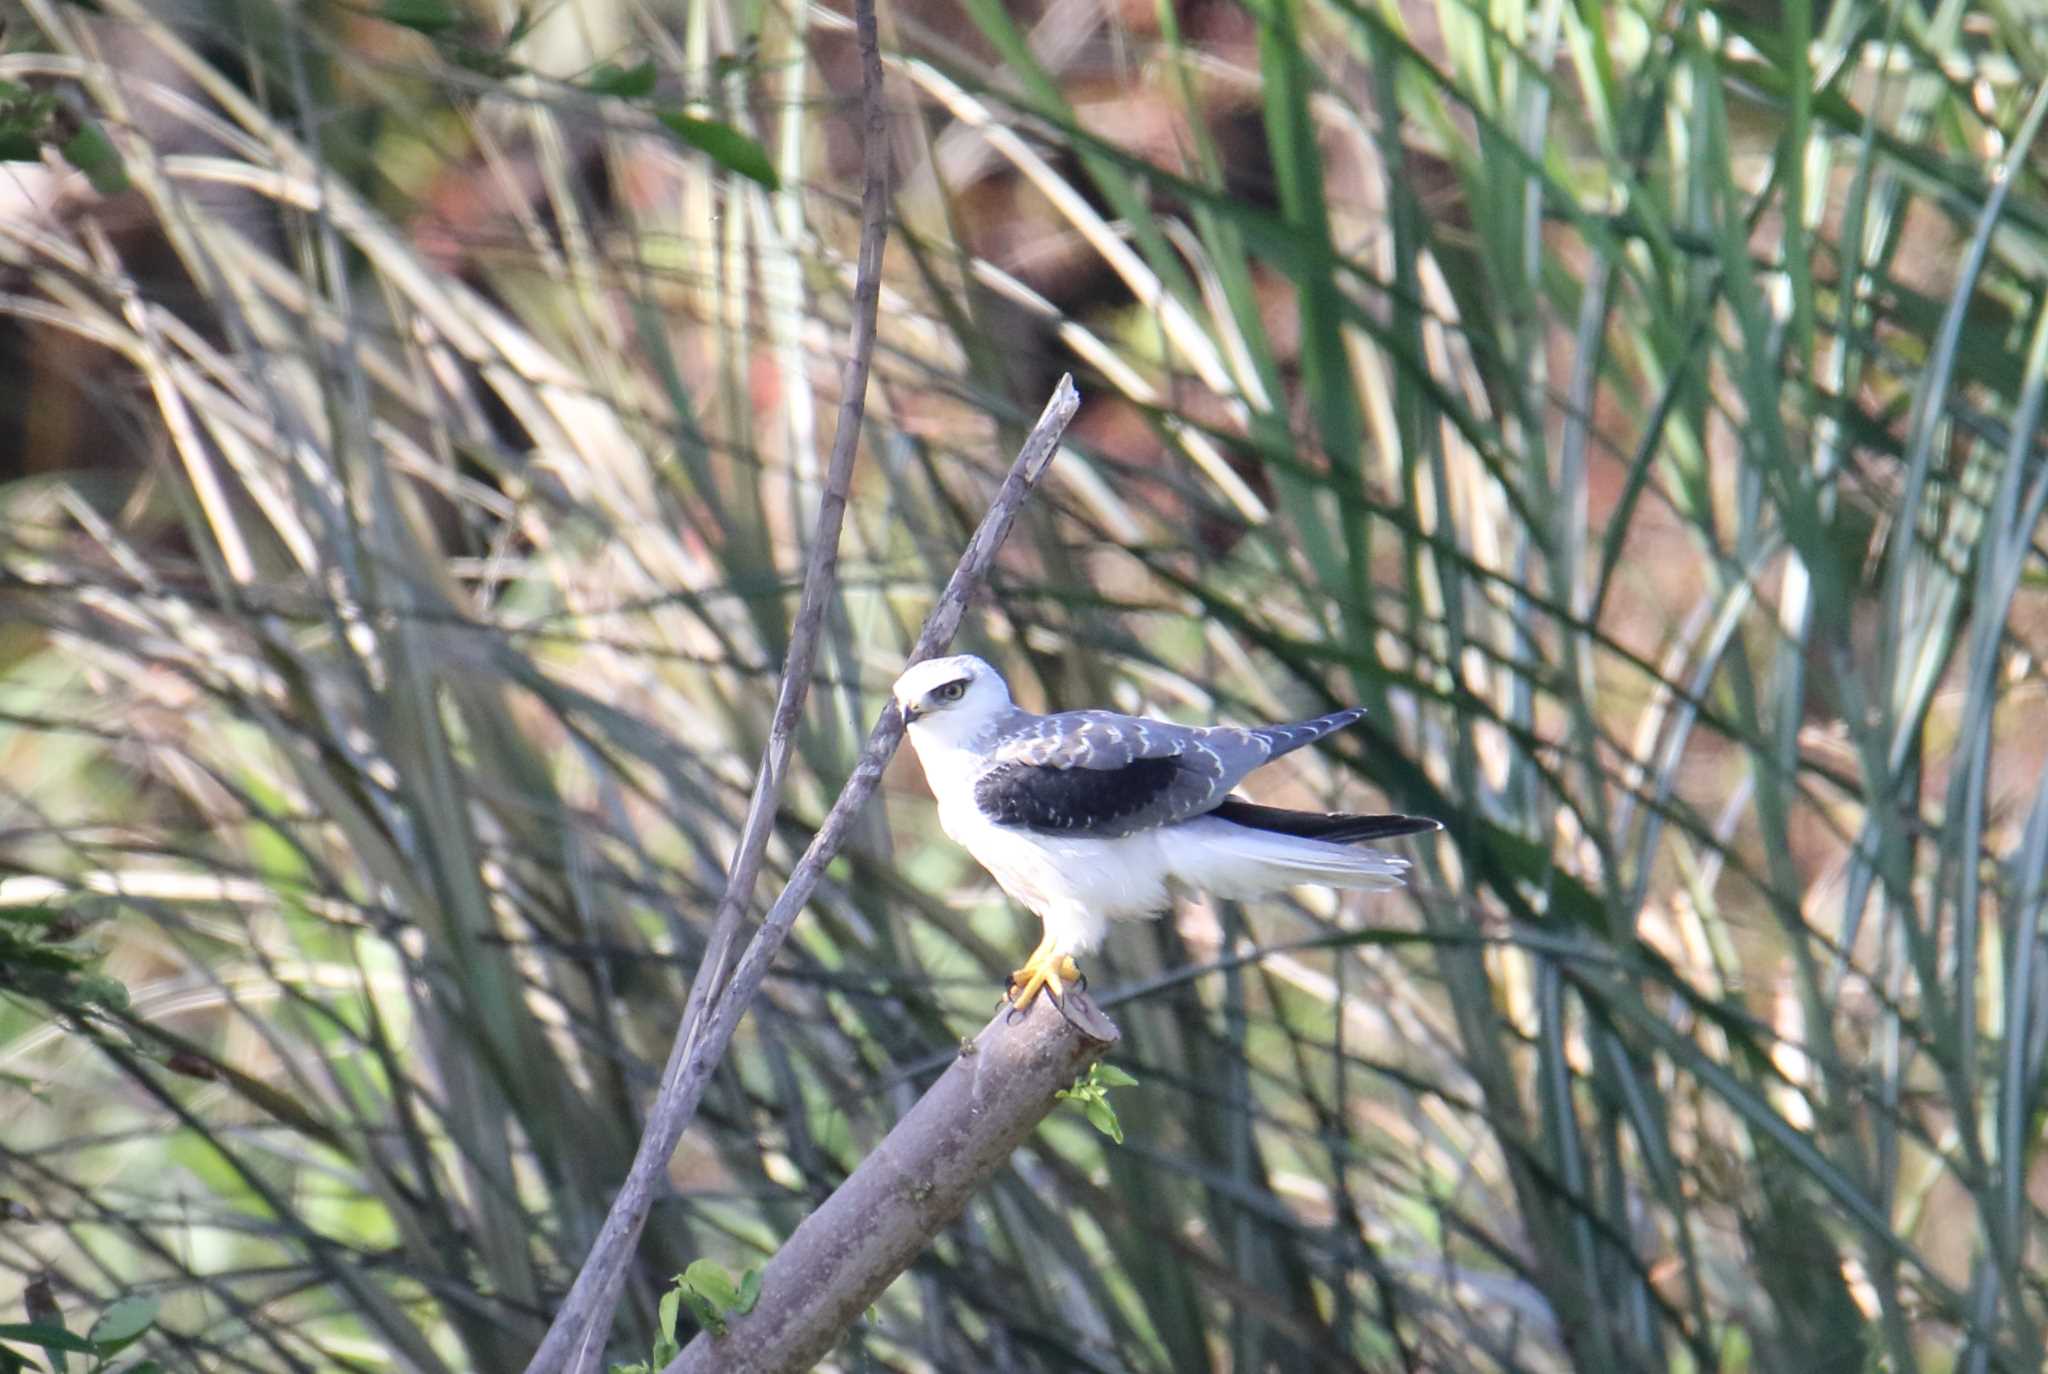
[1004,952,1083,1014]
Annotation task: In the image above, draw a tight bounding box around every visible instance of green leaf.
[1084,1098,1123,1145]
[681,1259,740,1310]
[59,123,126,195]
[654,113,778,190]
[69,973,130,1011]
[502,3,537,44]
[649,1335,677,1366]
[0,1321,99,1354]
[735,1268,761,1315]
[1094,1065,1138,1088]
[585,60,656,99]
[377,0,461,34]
[677,1288,725,1338]
[657,1285,681,1341]
[87,1294,158,1352]
[448,42,522,79]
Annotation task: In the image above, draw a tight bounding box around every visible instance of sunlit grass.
[1,0,2045,1370]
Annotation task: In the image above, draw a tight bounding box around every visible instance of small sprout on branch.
[1055,1063,1139,1145]
[676,1259,761,1339]
[610,1262,761,1370]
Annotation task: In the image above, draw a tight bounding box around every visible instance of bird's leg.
[1003,932,1055,1009]
[1005,943,1084,1020]
[1043,955,1087,1030]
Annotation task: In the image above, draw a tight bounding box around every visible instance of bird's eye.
[935,680,968,702]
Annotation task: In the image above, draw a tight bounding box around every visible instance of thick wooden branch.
[665,993,1119,1374]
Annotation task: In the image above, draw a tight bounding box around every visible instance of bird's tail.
[1187,810,1429,896]
[1209,798,1440,844]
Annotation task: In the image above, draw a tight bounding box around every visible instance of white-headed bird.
[893,655,1438,1011]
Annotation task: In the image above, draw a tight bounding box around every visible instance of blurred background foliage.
[0,0,2045,1369]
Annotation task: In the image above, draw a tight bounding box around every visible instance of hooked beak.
[899,699,923,722]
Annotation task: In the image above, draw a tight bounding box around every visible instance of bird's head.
[892,654,1013,743]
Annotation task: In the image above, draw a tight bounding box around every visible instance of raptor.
[892,655,1438,1012]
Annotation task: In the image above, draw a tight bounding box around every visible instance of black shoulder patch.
[974,755,1183,836]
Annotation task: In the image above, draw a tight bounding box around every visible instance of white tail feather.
[1189,819,1410,898]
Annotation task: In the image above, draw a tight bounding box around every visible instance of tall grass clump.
[1,0,2045,1370]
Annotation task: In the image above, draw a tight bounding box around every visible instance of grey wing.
[974,705,1373,838]
[1251,706,1368,760]
[974,710,1278,837]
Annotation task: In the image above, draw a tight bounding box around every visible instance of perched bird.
[892,654,1439,1012]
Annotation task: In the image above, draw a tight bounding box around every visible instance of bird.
[891,654,1439,1014]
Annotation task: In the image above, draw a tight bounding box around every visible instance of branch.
[528,0,891,1366]
[679,0,895,1040]
[666,994,1120,1374]
[528,373,1082,1374]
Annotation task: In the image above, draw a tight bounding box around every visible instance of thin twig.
[635,369,1080,1177]
[677,0,894,1044]
[526,1,892,1368]
[532,367,1081,1374]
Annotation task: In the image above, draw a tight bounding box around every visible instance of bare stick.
[527,4,890,1370]
[665,994,1119,1374]
[679,0,893,1036]
[530,374,1081,1374]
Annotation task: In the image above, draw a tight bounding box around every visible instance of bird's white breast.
[905,723,1181,953]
